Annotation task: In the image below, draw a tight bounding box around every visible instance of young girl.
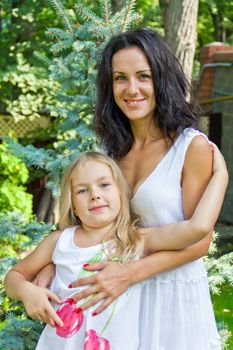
[4,149,227,350]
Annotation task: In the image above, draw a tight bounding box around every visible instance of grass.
[212,283,233,348]
[211,225,233,348]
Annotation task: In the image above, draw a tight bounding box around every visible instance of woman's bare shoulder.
[185,134,212,165]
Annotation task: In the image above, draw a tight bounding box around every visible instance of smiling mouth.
[89,205,108,212]
[124,99,145,106]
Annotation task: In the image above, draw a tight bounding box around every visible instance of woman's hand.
[70,261,134,315]
[210,142,228,176]
[32,263,56,288]
[20,282,63,327]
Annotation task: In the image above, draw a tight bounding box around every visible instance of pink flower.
[55,298,84,338]
[84,329,110,350]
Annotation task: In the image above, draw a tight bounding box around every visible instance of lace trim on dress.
[148,273,208,284]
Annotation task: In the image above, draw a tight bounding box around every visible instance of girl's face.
[71,160,121,231]
[112,46,156,124]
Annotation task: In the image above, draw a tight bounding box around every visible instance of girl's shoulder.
[48,227,76,241]
[10,230,64,281]
[51,226,78,257]
[44,229,63,244]
[34,229,63,257]
[48,227,76,249]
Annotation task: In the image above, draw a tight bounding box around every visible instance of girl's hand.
[70,261,134,315]
[210,142,228,175]
[20,282,63,327]
[32,263,56,288]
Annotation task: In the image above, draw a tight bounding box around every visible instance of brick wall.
[197,42,233,223]
[197,42,233,109]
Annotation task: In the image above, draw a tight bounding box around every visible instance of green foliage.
[6,0,141,195]
[0,212,53,265]
[198,0,233,47]
[204,232,233,348]
[0,0,73,119]
[0,142,32,220]
[205,232,233,295]
[0,318,44,349]
[136,0,163,35]
[0,53,59,121]
[0,212,54,348]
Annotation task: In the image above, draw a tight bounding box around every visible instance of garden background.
[0,0,233,349]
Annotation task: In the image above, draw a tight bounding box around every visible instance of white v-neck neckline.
[131,133,182,200]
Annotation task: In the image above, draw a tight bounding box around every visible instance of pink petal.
[84,329,110,350]
[56,298,84,338]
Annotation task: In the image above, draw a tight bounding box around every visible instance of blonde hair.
[59,151,142,262]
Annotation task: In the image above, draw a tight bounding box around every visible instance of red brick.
[198,85,212,93]
[200,43,232,64]
[201,71,214,79]
[213,51,233,62]
[196,42,233,108]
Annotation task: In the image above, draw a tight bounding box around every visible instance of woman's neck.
[130,119,163,146]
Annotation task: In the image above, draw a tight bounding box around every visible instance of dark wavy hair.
[94,27,199,160]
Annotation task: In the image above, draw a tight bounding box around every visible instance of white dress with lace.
[131,128,222,350]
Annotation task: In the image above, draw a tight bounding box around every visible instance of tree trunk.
[36,188,59,224]
[160,0,199,81]
[210,10,226,42]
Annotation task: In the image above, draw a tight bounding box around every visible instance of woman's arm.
[69,136,219,315]
[4,231,63,327]
[32,263,56,288]
[70,235,211,315]
[143,142,228,253]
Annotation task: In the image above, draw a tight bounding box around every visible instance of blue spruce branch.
[48,0,75,36]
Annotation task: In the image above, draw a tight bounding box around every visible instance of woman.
[35,28,227,349]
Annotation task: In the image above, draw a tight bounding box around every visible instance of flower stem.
[99,300,118,336]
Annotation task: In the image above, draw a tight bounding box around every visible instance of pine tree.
[0,1,232,349]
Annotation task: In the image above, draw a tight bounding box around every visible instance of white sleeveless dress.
[36,227,142,350]
[131,128,222,350]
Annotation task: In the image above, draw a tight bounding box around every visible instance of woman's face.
[112,46,156,124]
